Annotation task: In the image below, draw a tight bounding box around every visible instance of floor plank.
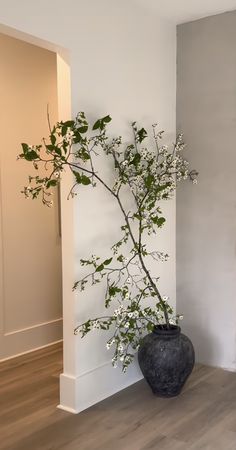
[1,343,236,450]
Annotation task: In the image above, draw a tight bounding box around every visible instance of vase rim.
[153,324,181,337]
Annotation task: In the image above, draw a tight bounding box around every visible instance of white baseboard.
[222,366,236,373]
[196,358,236,373]
[57,404,78,414]
[0,339,63,363]
[59,359,143,414]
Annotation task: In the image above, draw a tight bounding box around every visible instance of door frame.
[0,23,76,386]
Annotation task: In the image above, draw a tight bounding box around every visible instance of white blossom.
[92,320,99,330]
[64,128,74,144]
[112,356,118,368]
[118,343,124,352]
[169,319,176,325]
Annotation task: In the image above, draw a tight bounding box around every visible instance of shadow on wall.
[186,324,218,366]
[177,288,220,367]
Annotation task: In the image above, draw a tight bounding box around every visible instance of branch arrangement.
[19,112,197,371]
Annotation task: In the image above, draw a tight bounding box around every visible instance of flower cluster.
[75,296,183,372]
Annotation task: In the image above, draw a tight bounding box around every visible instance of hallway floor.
[1,342,236,450]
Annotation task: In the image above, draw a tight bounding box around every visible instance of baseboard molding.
[0,339,63,363]
[57,404,78,414]
[59,359,143,414]
[4,317,63,336]
[196,358,236,373]
[222,366,236,373]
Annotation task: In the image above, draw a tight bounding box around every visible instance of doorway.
[0,32,63,360]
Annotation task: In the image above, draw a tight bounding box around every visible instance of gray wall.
[177,11,236,370]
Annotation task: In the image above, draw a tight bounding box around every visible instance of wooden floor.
[1,343,236,450]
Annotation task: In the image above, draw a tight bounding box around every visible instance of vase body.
[138,325,195,397]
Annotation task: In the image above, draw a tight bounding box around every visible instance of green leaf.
[63,120,75,127]
[46,144,55,151]
[137,127,147,143]
[103,257,112,265]
[95,264,104,272]
[156,184,169,193]
[156,217,166,227]
[78,112,85,119]
[147,322,154,332]
[103,115,112,123]
[78,125,88,133]
[46,179,58,188]
[54,147,62,156]
[109,286,121,296]
[21,143,39,161]
[80,148,90,160]
[82,152,90,160]
[73,171,90,185]
[61,125,67,136]
[21,143,29,154]
[131,153,141,166]
[81,174,91,185]
[46,144,61,156]
[50,134,56,145]
[105,297,111,308]
[145,174,154,189]
[73,171,81,183]
[92,119,101,130]
[24,151,38,161]
[73,133,82,144]
[92,115,111,131]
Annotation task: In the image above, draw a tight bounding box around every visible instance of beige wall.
[0,33,62,359]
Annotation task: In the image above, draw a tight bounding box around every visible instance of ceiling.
[134,0,236,24]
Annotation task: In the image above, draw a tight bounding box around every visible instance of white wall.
[0,0,176,412]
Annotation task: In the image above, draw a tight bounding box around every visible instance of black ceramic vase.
[138,325,195,397]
